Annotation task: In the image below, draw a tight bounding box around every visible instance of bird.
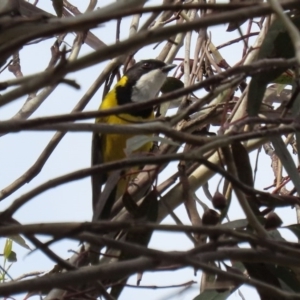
[91,59,176,220]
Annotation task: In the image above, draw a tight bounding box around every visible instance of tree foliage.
[1,0,300,299]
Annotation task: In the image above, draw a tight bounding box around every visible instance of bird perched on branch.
[91,59,176,220]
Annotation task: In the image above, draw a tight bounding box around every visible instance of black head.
[115,59,176,118]
[125,59,175,83]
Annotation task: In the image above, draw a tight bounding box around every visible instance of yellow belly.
[99,113,153,199]
[101,114,153,164]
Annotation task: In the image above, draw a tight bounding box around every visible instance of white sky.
[0,1,297,300]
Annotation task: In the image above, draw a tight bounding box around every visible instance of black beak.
[161,64,176,73]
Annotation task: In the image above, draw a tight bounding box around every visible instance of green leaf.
[9,235,30,250]
[7,251,17,263]
[273,73,294,85]
[231,142,261,214]
[231,141,254,187]
[220,219,248,229]
[160,77,184,94]
[52,0,63,17]
[159,77,184,116]
[270,265,300,292]
[290,82,300,165]
[231,261,246,274]
[3,239,12,259]
[268,229,285,241]
[271,136,300,196]
[193,290,230,300]
[219,191,231,223]
[243,262,281,299]
[293,133,300,168]
[285,224,300,239]
[125,135,179,155]
[247,14,300,116]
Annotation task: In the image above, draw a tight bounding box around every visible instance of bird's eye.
[142,62,151,69]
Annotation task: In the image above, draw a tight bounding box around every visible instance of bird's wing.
[91,132,104,213]
[91,132,121,221]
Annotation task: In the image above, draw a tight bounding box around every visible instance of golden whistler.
[91,59,176,219]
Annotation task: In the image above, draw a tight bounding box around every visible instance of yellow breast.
[97,78,154,164]
[98,108,153,200]
[100,113,153,164]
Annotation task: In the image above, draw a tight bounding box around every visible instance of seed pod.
[212,191,227,210]
[202,209,220,226]
[264,212,282,230]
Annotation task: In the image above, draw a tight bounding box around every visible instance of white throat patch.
[131,69,167,102]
